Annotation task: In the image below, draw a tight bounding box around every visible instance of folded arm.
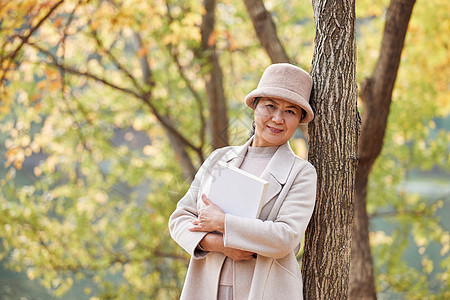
[184,163,316,259]
[170,149,317,261]
[199,233,255,261]
[169,148,254,260]
[223,165,317,258]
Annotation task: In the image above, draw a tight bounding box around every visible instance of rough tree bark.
[350,0,416,299]
[201,0,229,149]
[301,0,359,298]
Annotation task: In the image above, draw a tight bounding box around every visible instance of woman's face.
[252,97,302,147]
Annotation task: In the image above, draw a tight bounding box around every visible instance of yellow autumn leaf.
[53,16,64,28]
[33,166,42,177]
[36,80,47,90]
[6,147,25,170]
[49,80,62,91]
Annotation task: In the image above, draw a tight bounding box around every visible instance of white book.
[207,161,269,219]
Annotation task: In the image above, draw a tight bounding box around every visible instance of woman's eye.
[266,104,275,109]
[286,110,296,115]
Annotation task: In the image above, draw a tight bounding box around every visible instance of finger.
[245,253,256,259]
[201,194,211,205]
[188,226,201,232]
[236,255,253,261]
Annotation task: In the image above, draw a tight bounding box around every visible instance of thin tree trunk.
[350,0,416,298]
[243,0,290,64]
[301,0,359,298]
[166,124,197,179]
[201,0,229,149]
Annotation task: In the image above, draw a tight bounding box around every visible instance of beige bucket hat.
[244,63,314,124]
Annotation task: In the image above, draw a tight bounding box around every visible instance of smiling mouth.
[267,126,283,133]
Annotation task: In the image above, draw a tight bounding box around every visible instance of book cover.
[207,161,269,219]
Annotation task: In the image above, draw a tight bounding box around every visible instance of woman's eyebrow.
[265,98,300,111]
[287,105,300,111]
[265,99,278,105]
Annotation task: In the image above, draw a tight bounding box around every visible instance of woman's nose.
[272,110,284,123]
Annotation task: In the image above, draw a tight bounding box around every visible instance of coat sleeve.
[223,162,317,258]
[168,149,224,259]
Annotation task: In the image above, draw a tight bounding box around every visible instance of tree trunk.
[301,0,359,298]
[350,0,416,298]
[166,129,197,179]
[243,0,290,64]
[201,0,229,149]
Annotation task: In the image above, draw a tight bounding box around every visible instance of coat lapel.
[259,141,296,207]
[223,137,296,210]
[223,137,252,168]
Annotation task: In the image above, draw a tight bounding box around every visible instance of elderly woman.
[169,63,317,300]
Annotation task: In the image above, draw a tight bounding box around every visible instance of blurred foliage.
[0,0,448,299]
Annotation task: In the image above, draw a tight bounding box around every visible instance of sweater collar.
[224,136,296,185]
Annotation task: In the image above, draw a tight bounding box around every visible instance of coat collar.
[223,136,296,185]
[223,137,296,209]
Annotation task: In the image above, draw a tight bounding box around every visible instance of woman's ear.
[301,108,307,121]
[249,121,256,138]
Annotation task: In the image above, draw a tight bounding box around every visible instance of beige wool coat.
[169,137,317,300]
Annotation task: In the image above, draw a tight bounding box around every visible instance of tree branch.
[29,38,201,176]
[29,42,142,99]
[3,0,65,61]
[165,4,206,155]
[140,95,202,156]
[0,0,65,86]
[358,0,416,171]
[132,31,200,175]
[369,198,442,219]
[89,25,142,90]
[243,0,290,64]
[168,46,206,155]
[132,32,154,90]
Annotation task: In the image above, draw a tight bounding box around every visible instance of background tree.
[201,0,229,149]
[359,0,449,297]
[350,0,416,298]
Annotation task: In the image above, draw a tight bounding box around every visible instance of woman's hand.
[221,247,255,261]
[200,233,255,261]
[189,194,225,233]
